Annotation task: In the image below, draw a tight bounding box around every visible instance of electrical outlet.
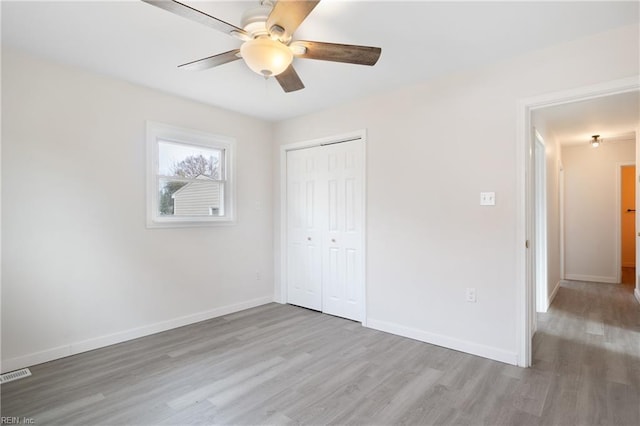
[256,272,261,281]
[466,287,477,303]
[480,192,496,206]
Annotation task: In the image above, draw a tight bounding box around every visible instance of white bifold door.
[286,140,364,322]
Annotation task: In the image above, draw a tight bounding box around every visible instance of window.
[146,122,235,227]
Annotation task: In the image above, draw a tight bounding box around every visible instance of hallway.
[533,278,640,425]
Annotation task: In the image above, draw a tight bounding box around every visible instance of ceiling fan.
[141,0,382,92]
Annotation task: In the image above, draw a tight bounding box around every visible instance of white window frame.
[146,121,236,228]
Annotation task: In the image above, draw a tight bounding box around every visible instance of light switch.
[466,287,477,303]
[480,192,496,206]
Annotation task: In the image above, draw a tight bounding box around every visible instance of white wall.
[1,49,274,372]
[546,135,563,305]
[530,123,563,308]
[273,25,639,364]
[562,140,635,283]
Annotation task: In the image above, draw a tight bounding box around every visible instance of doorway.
[280,131,366,323]
[517,77,640,367]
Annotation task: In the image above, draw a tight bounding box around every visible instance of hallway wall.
[530,126,563,308]
[563,139,635,282]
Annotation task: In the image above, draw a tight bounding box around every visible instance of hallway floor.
[534,278,640,425]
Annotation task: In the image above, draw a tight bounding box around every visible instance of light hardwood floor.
[1,280,639,425]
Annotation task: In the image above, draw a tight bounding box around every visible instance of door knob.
[331,239,336,243]
[307,237,312,241]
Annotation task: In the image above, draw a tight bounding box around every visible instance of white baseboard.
[366,318,518,366]
[548,281,561,307]
[635,288,640,304]
[1,296,273,374]
[564,274,618,284]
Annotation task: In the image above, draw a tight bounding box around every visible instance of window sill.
[146,217,236,229]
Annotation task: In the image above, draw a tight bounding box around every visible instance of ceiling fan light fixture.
[240,38,293,77]
[142,0,381,92]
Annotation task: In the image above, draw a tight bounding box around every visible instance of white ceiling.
[533,91,640,146]
[2,0,639,121]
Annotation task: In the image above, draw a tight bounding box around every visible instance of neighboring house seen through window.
[147,122,235,227]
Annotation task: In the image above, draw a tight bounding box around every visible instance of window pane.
[158,140,222,179]
[159,178,224,217]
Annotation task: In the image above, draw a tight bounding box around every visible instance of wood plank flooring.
[1,279,639,425]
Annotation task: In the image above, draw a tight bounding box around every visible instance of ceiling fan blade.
[292,41,381,66]
[141,0,249,39]
[266,0,320,40]
[178,49,241,71]
[275,65,305,93]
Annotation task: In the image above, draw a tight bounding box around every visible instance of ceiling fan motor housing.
[241,4,272,38]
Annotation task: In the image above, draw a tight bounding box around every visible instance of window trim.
[146,121,236,228]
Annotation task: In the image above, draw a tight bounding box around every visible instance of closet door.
[286,148,323,310]
[286,140,364,321]
[322,141,364,321]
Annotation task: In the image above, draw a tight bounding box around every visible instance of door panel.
[321,141,364,321]
[346,248,357,302]
[287,148,323,311]
[328,179,338,231]
[327,247,340,299]
[345,178,356,232]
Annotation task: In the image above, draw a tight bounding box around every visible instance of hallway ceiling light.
[590,135,602,148]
